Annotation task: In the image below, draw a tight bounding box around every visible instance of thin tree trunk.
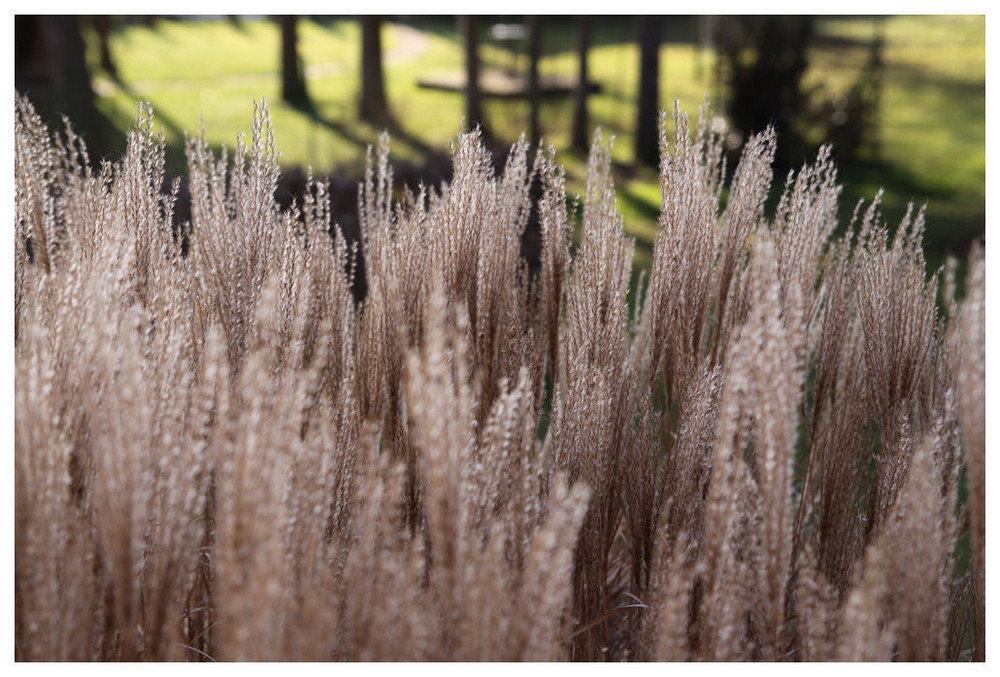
[635,16,661,167]
[360,16,390,125]
[279,16,308,105]
[44,16,104,157]
[93,16,117,77]
[461,16,488,137]
[571,16,590,152]
[526,16,541,145]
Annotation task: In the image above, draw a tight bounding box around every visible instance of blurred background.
[14,15,985,270]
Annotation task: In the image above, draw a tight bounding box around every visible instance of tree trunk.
[526,16,541,145]
[44,16,104,157]
[571,16,590,152]
[461,16,488,137]
[718,17,813,164]
[279,16,308,105]
[92,16,117,77]
[360,16,390,125]
[635,16,661,167]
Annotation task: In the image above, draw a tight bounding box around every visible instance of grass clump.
[14,93,984,661]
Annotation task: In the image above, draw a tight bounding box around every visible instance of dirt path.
[386,23,430,65]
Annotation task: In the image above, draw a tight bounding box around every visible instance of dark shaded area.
[15,16,110,159]
[717,16,815,168]
[716,16,887,174]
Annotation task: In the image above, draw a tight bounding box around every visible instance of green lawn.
[83,16,984,269]
[808,16,985,264]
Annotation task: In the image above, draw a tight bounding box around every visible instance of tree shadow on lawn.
[101,69,191,164]
[836,155,984,257]
[288,96,455,175]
